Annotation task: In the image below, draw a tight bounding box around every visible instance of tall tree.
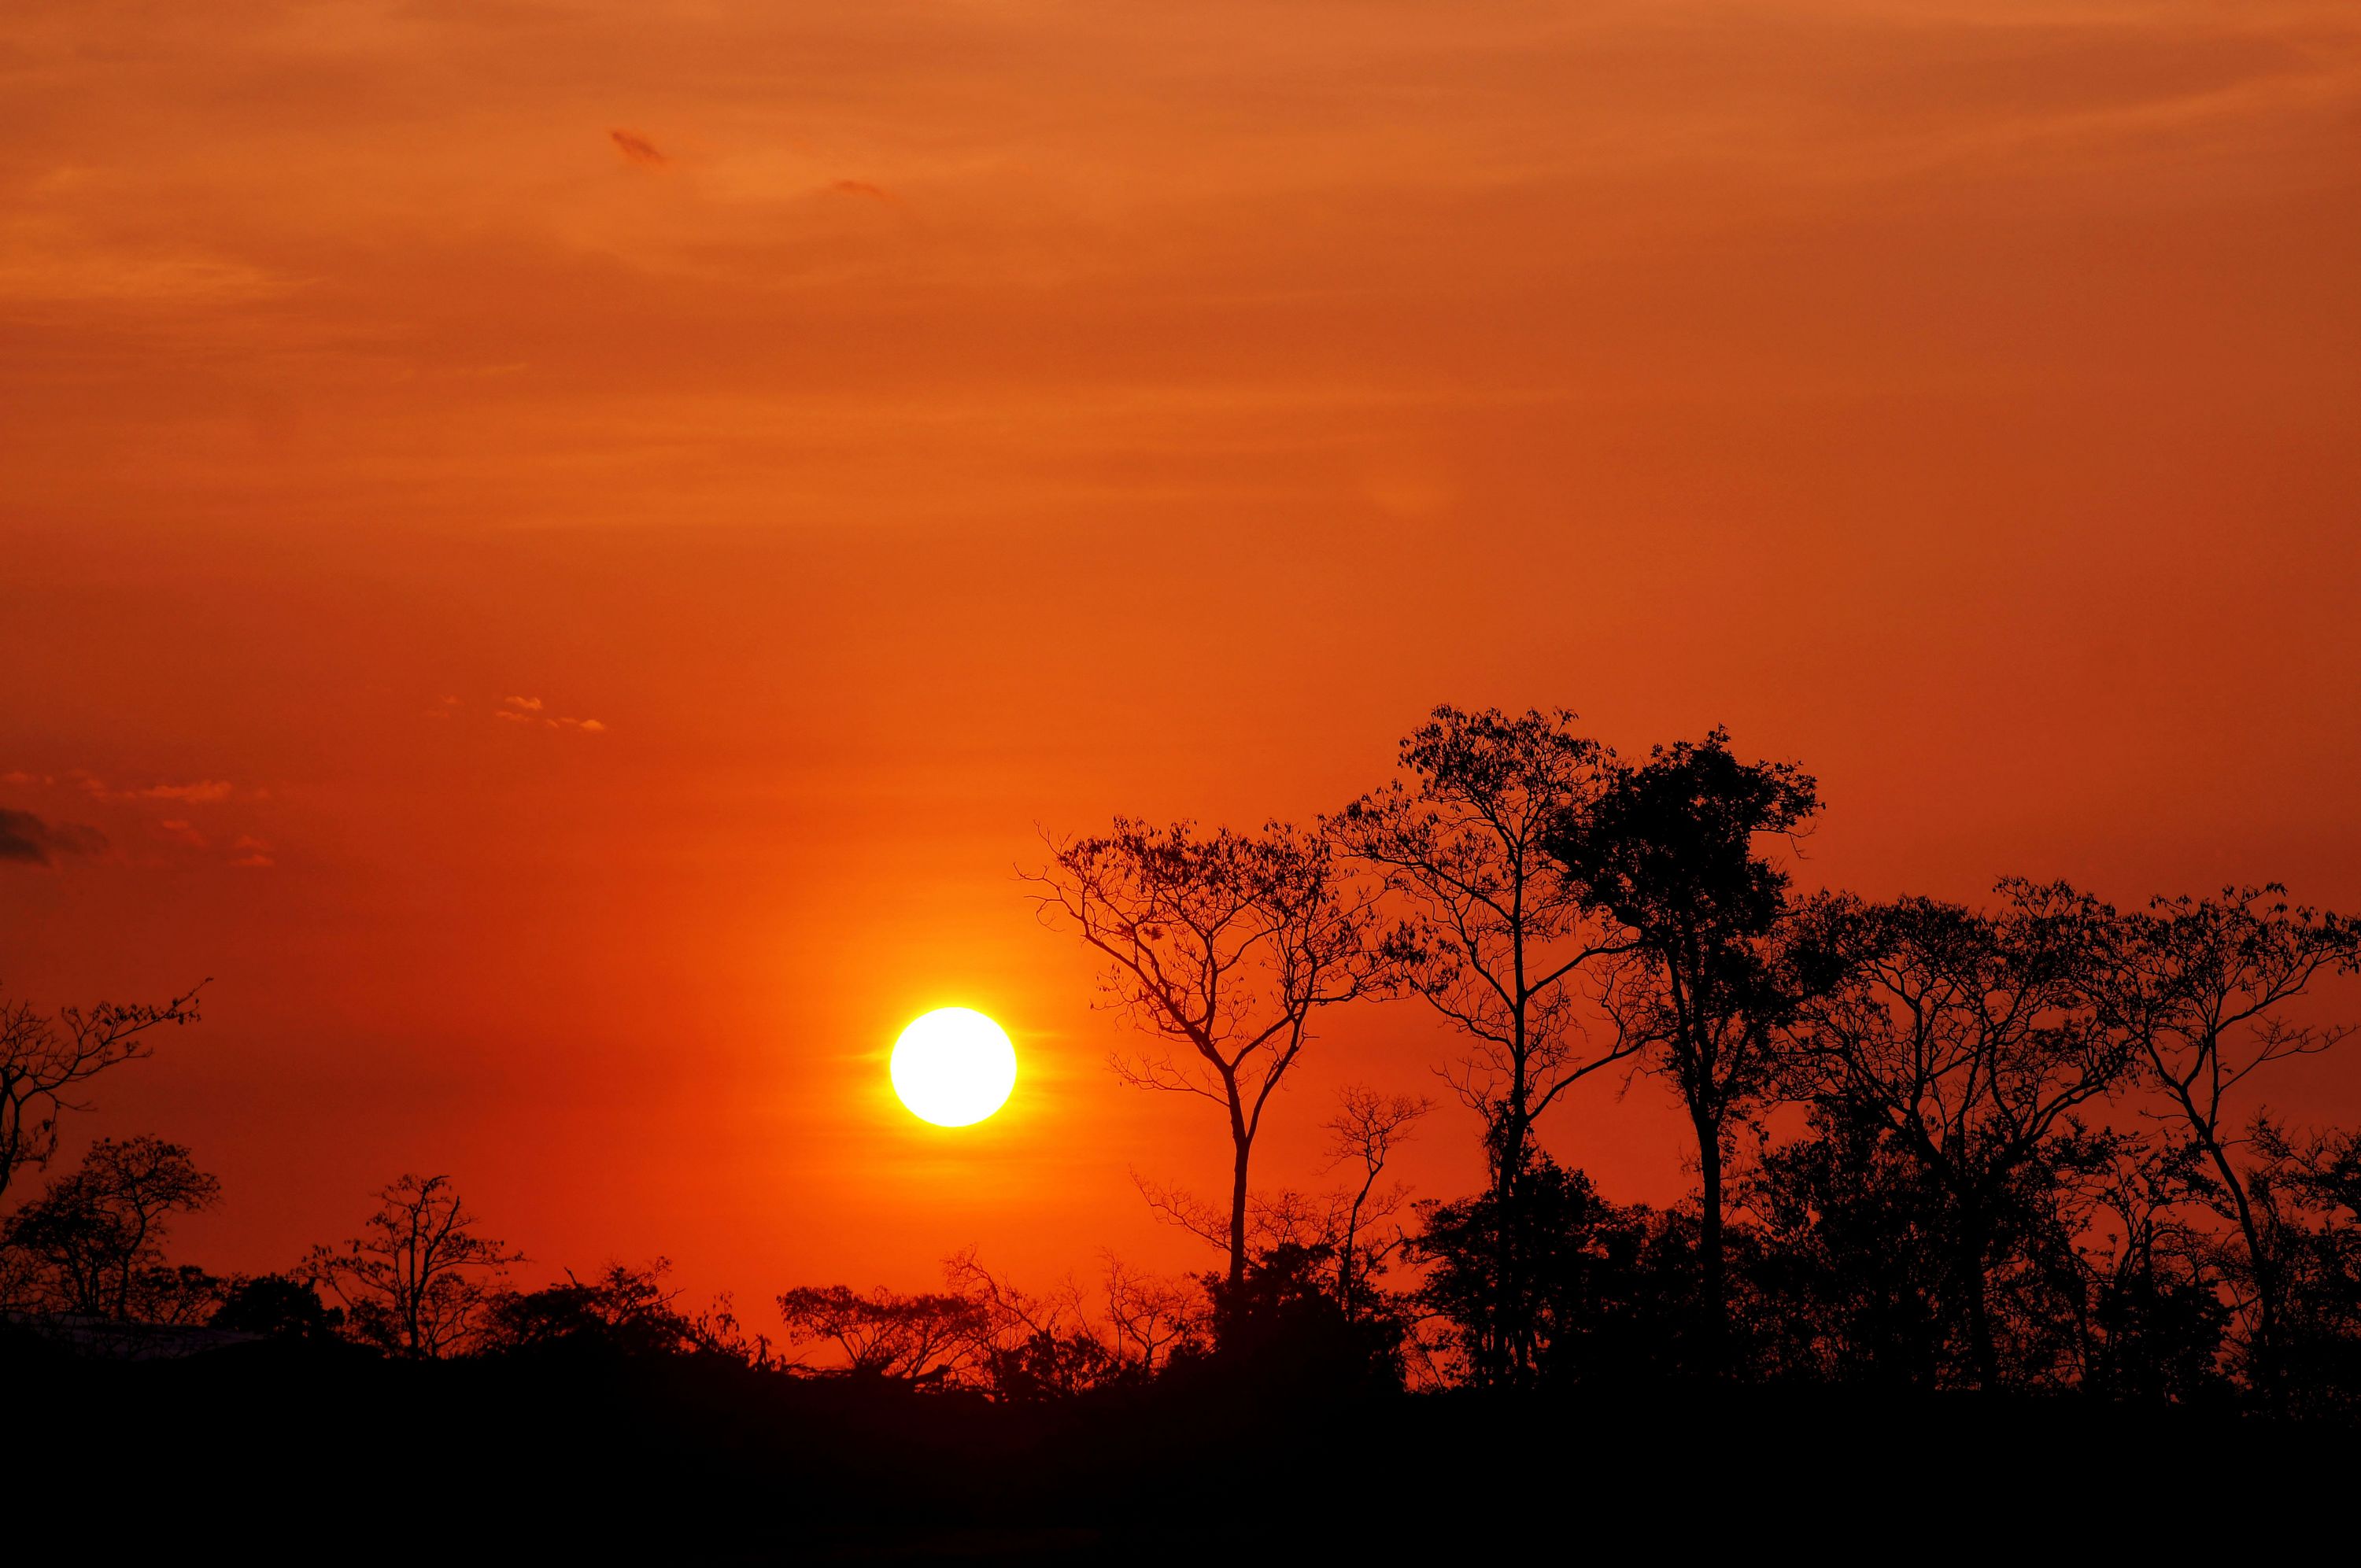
[1029,819,1375,1289]
[1792,882,2134,1387]
[0,981,204,1203]
[310,1175,523,1358]
[1547,728,1818,1362]
[1330,706,1631,1383]
[2114,886,2359,1400]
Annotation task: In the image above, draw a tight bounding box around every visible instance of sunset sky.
[5,1,2359,1306]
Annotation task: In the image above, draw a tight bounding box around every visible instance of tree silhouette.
[2245,1119,2361,1415]
[776,1284,984,1382]
[2073,1136,2230,1404]
[309,1175,523,1359]
[1322,1085,1428,1322]
[1748,1101,1954,1385]
[1192,1238,1409,1395]
[943,1250,1122,1399]
[210,1273,346,1342]
[1329,707,1633,1383]
[1100,1253,1204,1377]
[0,980,203,1203]
[482,1259,766,1363]
[1029,818,1376,1289]
[1792,883,2134,1386]
[1,1134,220,1319]
[1416,1153,1698,1387]
[1547,728,1818,1363]
[2112,886,2360,1403]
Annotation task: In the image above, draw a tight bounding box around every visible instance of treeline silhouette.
[8,705,2361,1552]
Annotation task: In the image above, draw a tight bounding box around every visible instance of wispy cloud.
[0,807,107,866]
[73,776,238,803]
[230,834,274,869]
[610,129,667,168]
[829,179,888,200]
[490,693,606,732]
[136,780,235,803]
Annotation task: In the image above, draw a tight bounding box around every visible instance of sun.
[890,1007,1018,1127]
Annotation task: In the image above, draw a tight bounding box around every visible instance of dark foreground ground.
[12,1334,2354,1560]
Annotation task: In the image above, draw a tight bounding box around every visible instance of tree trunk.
[1959,1206,1998,1389]
[1693,1105,1725,1374]
[1227,1133,1251,1292]
[2200,1130,2278,1404]
[1494,1106,1525,1385]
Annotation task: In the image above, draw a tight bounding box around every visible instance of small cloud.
[610,129,667,167]
[231,852,275,868]
[1,769,51,786]
[230,834,273,869]
[491,695,604,733]
[136,780,234,804]
[441,695,463,705]
[157,818,208,848]
[0,807,107,866]
[829,179,888,200]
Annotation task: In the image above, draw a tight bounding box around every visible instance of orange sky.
[5,1,2359,1307]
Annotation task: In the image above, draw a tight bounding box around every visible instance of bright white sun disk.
[890,1007,1018,1127]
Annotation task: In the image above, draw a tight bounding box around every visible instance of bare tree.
[310,1175,523,1358]
[1133,1172,1358,1267]
[2115,886,2360,1400]
[1794,882,2135,1386]
[943,1250,1118,1398]
[1029,818,1376,1289]
[1100,1253,1203,1376]
[1323,1085,1429,1320]
[2,1134,220,1319]
[1328,707,1631,1382]
[0,980,204,1203]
